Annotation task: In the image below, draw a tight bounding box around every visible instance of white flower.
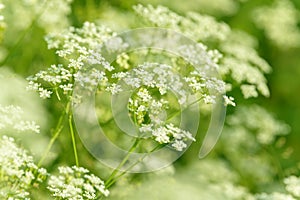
[152,127,170,143]
[38,88,53,99]
[112,71,129,79]
[28,22,117,99]
[59,83,73,94]
[105,83,123,95]
[48,166,109,199]
[134,4,271,99]
[148,123,195,151]
[203,94,216,104]
[104,36,129,52]
[227,105,290,145]
[26,81,40,91]
[133,4,230,41]
[13,120,40,134]
[223,95,236,107]
[253,0,300,49]
[0,104,40,133]
[116,53,130,69]
[240,84,258,99]
[284,176,300,197]
[124,77,141,88]
[139,124,153,133]
[171,140,187,151]
[137,88,152,102]
[256,192,296,200]
[0,136,47,199]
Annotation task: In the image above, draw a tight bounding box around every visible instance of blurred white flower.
[284,176,300,197]
[253,0,300,49]
[47,166,109,199]
[0,136,47,199]
[0,104,40,133]
[227,105,290,145]
[256,192,296,200]
[134,4,271,98]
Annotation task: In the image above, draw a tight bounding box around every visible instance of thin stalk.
[37,102,69,167]
[106,144,162,189]
[105,138,140,187]
[68,113,79,167]
[103,95,203,188]
[167,96,203,122]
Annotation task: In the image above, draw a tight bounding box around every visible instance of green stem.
[103,95,203,188]
[105,144,162,189]
[68,113,79,167]
[37,103,69,167]
[166,96,203,122]
[55,88,61,101]
[105,138,140,187]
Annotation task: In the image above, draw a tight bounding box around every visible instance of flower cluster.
[256,193,296,200]
[227,105,290,145]
[47,166,109,199]
[28,19,235,107]
[146,123,195,151]
[0,104,40,133]
[133,4,230,42]
[253,0,300,49]
[27,64,71,99]
[284,176,300,198]
[133,4,271,99]
[177,43,222,71]
[115,62,189,105]
[219,105,290,185]
[27,22,118,99]
[111,61,234,151]
[253,175,300,200]
[75,67,109,94]
[27,18,240,154]
[0,136,47,199]
[128,87,169,125]
[109,159,255,200]
[141,0,248,17]
[119,63,197,151]
[219,31,271,98]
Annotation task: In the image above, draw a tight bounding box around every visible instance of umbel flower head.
[219,105,291,186]
[26,22,117,100]
[253,0,300,49]
[27,21,235,152]
[0,104,40,133]
[47,166,109,199]
[226,105,290,145]
[0,136,47,199]
[133,4,271,99]
[256,175,300,200]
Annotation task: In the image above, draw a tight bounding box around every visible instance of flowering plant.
[0,0,300,199]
